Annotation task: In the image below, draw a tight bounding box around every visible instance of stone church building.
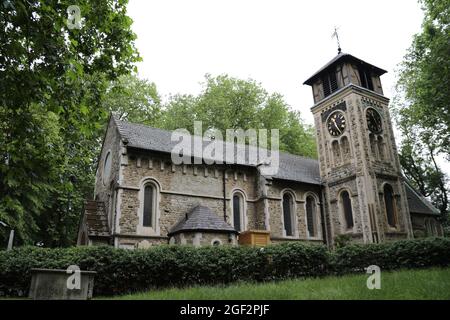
[77,52,443,249]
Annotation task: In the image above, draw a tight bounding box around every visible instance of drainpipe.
[319,188,330,248]
[223,165,227,222]
[256,161,272,231]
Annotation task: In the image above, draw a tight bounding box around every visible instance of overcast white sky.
[127,0,424,125]
[128,0,450,173]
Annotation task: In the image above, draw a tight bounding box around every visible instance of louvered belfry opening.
[358,65,374,90]
[322,71,339,98]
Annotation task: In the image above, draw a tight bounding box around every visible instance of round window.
[211,239,222,246]
[103,151,112,185]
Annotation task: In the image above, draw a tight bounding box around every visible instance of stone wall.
[114,150,260,248]
[267,180,323,241]
[108,148,324,248]
[170,232,236,246]
[94,116,122,230]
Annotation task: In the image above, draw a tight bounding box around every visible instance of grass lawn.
[104,267,450,300]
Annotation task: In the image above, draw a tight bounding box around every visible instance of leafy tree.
[396,0,450,157]
[0,105,64,244]
[158,74,317,158]
[103,74,161,125]
[0,0,139,246]
[158,94,198,132]
[399,130,448,221]
[394,0,449,229]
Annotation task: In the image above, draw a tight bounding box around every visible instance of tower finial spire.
[332,26,342,54]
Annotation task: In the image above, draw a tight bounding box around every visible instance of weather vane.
[331,26,342,54]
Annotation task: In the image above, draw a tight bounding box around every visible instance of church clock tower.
[304,52,413,245]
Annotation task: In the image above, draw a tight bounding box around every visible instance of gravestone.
[29,268,96,300]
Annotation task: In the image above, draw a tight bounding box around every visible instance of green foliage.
[333,234,352,248]
[331,237,450,274]
[396,0,450,157]
[0,105,64,243]
[0,0,139,245]
[394,0,449,225]
[397,132,449,221]
[102,74,161,126]
[1,238,449,297]
[0,242,329,296]
[157,74,318,158]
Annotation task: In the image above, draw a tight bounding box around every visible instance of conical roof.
[168,205,238,236]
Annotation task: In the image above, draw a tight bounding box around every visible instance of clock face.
[327,111,346,137]
[366,108,383,133]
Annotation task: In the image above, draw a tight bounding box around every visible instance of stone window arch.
[138,178,161,235]
[143,184,155,227]
[231,190,247,232]
[281,191,296,237]
[425,218,438,237]
[383,184,397,228]
[340,190,354,230]
[305,193,321,239]
[377,136,385,160]
[369,133,377,159]
[332,140,341,166]
[340,135,351,163]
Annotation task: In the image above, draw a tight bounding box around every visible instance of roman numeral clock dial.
[327,111,346,136]
[366,108,383,133]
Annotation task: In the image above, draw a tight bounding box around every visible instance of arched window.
[332,140,341,166]
[138,179,160,235]
[232,192,245,232]
[425,219,436,237]
[306,196,317,237]
[369,134,377,158]
[383,184,397,228]
[283,193,295,236]
[143,184,155,227]
[432,220,439,236]
[341,136,350,162]
[377,136,385,160]
[341,191,354,229]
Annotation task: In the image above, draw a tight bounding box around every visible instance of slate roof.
[168,205,238,236]
[114,117,322,185]
[275,152,320,185]
[84,200,110,238]
[303,52,387,86]
[404,182,440,216]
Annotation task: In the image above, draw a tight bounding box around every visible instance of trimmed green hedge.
[0,238,449,297]
[331,237,450,274]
